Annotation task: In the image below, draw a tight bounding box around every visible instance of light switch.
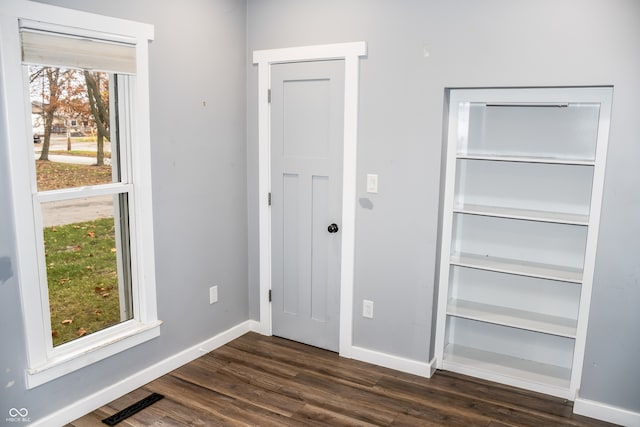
[366,174,378,193]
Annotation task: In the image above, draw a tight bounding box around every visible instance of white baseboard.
[247,319,260,332]
[32,320,254,427]
[574,396,640,426]
[349,345,435,378]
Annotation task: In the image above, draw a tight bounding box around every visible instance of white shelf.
[453,203,589,226]
[436,88,613,401]
[456,153,595,166]
[447,299,577,338]
[442,344,571,396]
[450,253,583,283]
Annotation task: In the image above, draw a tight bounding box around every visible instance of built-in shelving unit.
[446,299,578,338]
[452,204,589,226]
[455,154,596,166]
[449,253,583,283]
[443,343,572,391]
[434,87,613,400]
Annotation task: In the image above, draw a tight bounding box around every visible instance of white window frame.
[0,0,160,388]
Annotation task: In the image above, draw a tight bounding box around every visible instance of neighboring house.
[31,100,46,136]
[31,100,63,135]
[31,100,93,136]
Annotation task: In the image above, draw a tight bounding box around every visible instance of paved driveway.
[41,195,115,227]
[35,136,115,227]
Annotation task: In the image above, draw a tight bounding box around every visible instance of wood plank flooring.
[67,332,616,426]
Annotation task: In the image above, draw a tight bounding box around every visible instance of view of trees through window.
[31,66,112,170]
[30,66,132,347]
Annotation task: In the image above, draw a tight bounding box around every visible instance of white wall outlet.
[363,299,374,318]
[209,285,218,304]
[366,174,378,193]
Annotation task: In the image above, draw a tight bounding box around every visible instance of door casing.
[253,42,366,357]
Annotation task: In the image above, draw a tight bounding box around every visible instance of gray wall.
[246,0,640,413]
[0,0,248,422]
[1,0,638,423]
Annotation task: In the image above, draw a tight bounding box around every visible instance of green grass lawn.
[69,136,110,143]
[45,218,123,346]
[37,160,123,347]
[49,150,112,158]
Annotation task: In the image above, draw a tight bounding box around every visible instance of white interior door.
[270,60,345,351]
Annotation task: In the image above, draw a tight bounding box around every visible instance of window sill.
[26,320,162,389]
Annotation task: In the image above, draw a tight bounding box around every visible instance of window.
[29,65,133,348]
[0,3,159,388]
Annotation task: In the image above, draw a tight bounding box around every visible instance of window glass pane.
[42,194,132,347]
[29,66,118,191]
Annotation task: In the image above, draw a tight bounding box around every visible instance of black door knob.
[327,223,339,233]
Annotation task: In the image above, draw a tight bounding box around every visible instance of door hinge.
[268,89,271,103]
[268,289,272,302]
[268,192,272,206]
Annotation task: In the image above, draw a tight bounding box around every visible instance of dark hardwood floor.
[67,332,616,426]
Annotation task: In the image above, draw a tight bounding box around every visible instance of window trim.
[0,1,159,389]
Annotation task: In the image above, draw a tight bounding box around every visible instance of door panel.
[282,173,300,315]
[283,79,331,159]
[311,175,329,322]
[271,60,344,352]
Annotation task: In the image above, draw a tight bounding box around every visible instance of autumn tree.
[62,72,92,151]
[30,67,110,166]
[30,66,86,159]
[31,67,62,161]
[84,71,109,166]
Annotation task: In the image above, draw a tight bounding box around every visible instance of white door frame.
[253,42,367,357]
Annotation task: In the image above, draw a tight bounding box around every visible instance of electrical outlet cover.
[209,286,218,304]
[363,299,374,318]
